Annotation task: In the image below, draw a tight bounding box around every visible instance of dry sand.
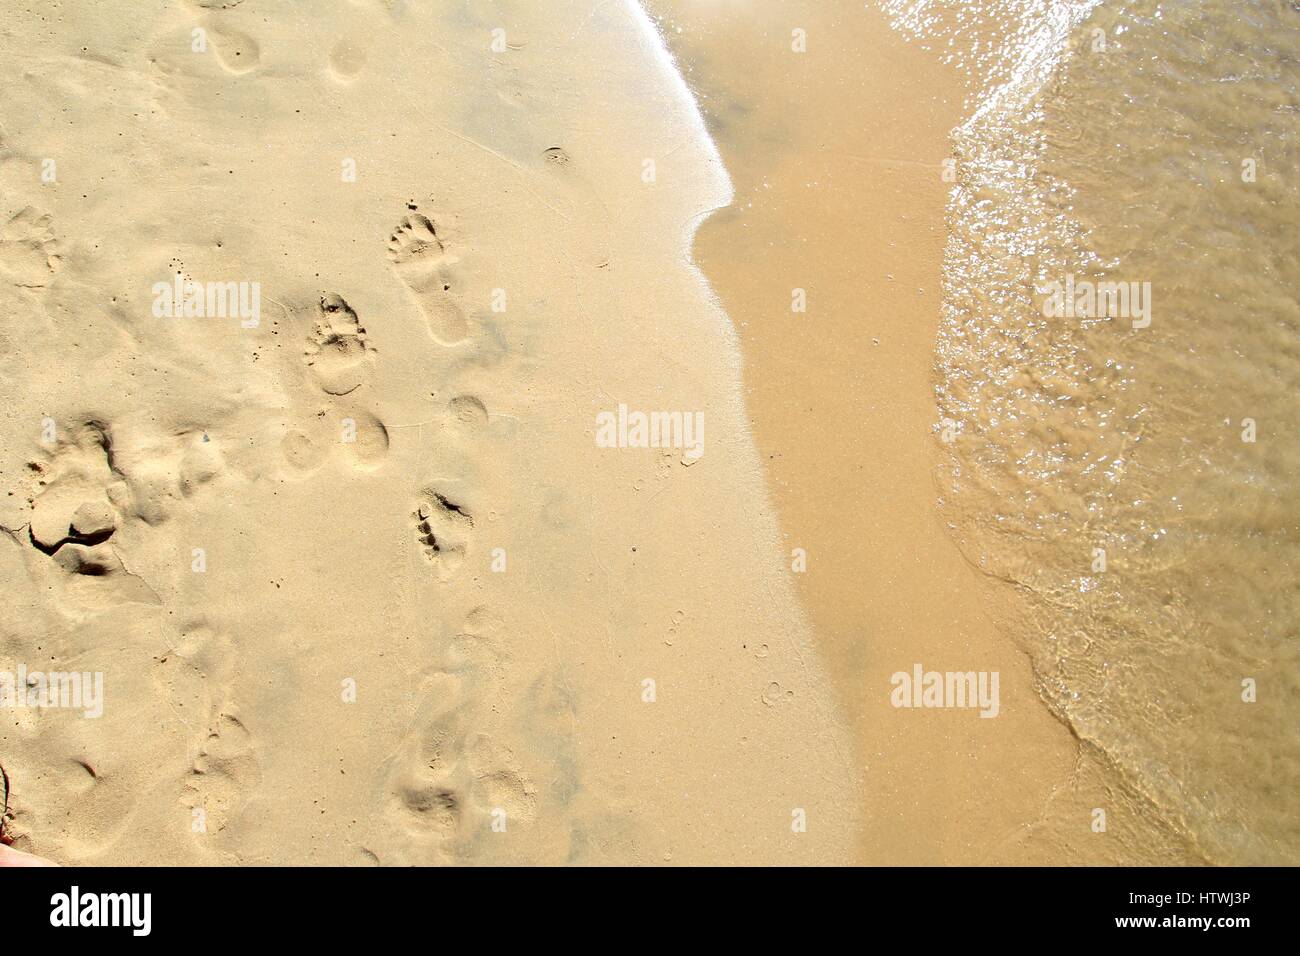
[1,0,856,865]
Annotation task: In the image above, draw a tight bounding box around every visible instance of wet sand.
[649,0,1086,864]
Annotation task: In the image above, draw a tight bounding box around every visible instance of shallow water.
[886,0,1299,862]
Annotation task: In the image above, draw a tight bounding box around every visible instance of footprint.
[477,769,535,824]
[380,667,473,862]
[22,420,226,605]
[395,781,463,834]
[414,490,474,580]
[341,409,389,470]
[0,207,62,288]
[182,711,261,836]
[304,293,374,396]
[209,28,260,74]
[328,38,367,81]
[153,621,234,753]
[761,681,796,707]
[441,607,507,684]
[542,146,571,167]
[25,423,128,578]
[449,395,489,431]
[283,408,389,474]
[466,735,536,827]
[279,425,328,475]
[30,497,116,557]
[462,605,503,637]
[380,674,536,861]
[292,294,391,471]
[386,215,469,345]
[388,213,442,256]
[372,594,558,862]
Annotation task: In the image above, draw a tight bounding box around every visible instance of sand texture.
[0,0,855,865]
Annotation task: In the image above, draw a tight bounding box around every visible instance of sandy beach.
[0,0,863,865]
[649,0,1089,865]
[2,0,1295,867]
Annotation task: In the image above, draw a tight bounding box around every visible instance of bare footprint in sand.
[414,489,474,580]
[291,294,391,474]
[279,423,330,475]
[182,711,261,837]
[387,214,469,346]
[304,293,374,396]
[280,408,388,475]
[378,623,535,864]
[448,395,489,432]
[23,422,157,605]
[340,409,389,470]
[381,667,471,863]
[465,734,537,830]
[153,620,234,740]
[0,208,62,288]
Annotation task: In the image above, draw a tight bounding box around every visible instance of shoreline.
[649,0,1087,864]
